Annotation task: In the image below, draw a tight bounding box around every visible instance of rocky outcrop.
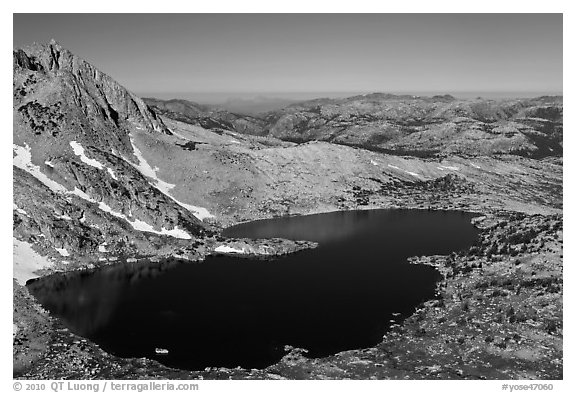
[211,238,317,258]
[13,166,209,269]
[14,40,169,139]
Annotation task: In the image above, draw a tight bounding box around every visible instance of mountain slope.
[13,41,212,271]
[143,97,268,136]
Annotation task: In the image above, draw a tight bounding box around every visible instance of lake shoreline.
[26,209,477,371]
[14,208,563,379]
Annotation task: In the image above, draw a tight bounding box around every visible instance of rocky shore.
[14,211,562,379]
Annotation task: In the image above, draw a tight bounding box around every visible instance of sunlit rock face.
[13,41,210,265]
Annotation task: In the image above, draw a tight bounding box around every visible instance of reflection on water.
[28,209,479,371]
[224,210,374,244]
[27,260,182,335]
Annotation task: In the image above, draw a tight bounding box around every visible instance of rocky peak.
[13,41,205,255]
[14,40,77,74]
[14,40,171,137]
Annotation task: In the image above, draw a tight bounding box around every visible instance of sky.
[13,14,563,101]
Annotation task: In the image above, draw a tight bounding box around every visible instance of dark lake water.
[27,209,479,371]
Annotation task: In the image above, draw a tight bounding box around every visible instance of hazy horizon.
[139,90,563,105]
[13,14,562,99]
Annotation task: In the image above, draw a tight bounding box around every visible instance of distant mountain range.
[145,92,562,158]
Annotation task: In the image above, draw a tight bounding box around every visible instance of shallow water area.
[28,209,479,371]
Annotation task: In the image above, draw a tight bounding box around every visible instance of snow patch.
[16,209,28,216]
[70,141,104,169]
[71,186,192,239]
[438,165,460,171]
[129,137,174,193]
[98,244,108,253]
[387,163,420,178]
[13,204,29,217]
[97,198,192,239]
[70,141,118,180]
[107,168,118,180]
[129,135,214,221]
[170,199,214,221]
[13,144,68,193]
[214,245,246,254]
[55,213,72,220]
[470,163,481,169]
[13,238,53,285]
[55,248,70,257]
[44,160,54,168]
[370,160,379,166]
[14,143,193,240]
[71,187,93,201]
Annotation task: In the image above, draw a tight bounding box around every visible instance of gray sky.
[13,14,563,97]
